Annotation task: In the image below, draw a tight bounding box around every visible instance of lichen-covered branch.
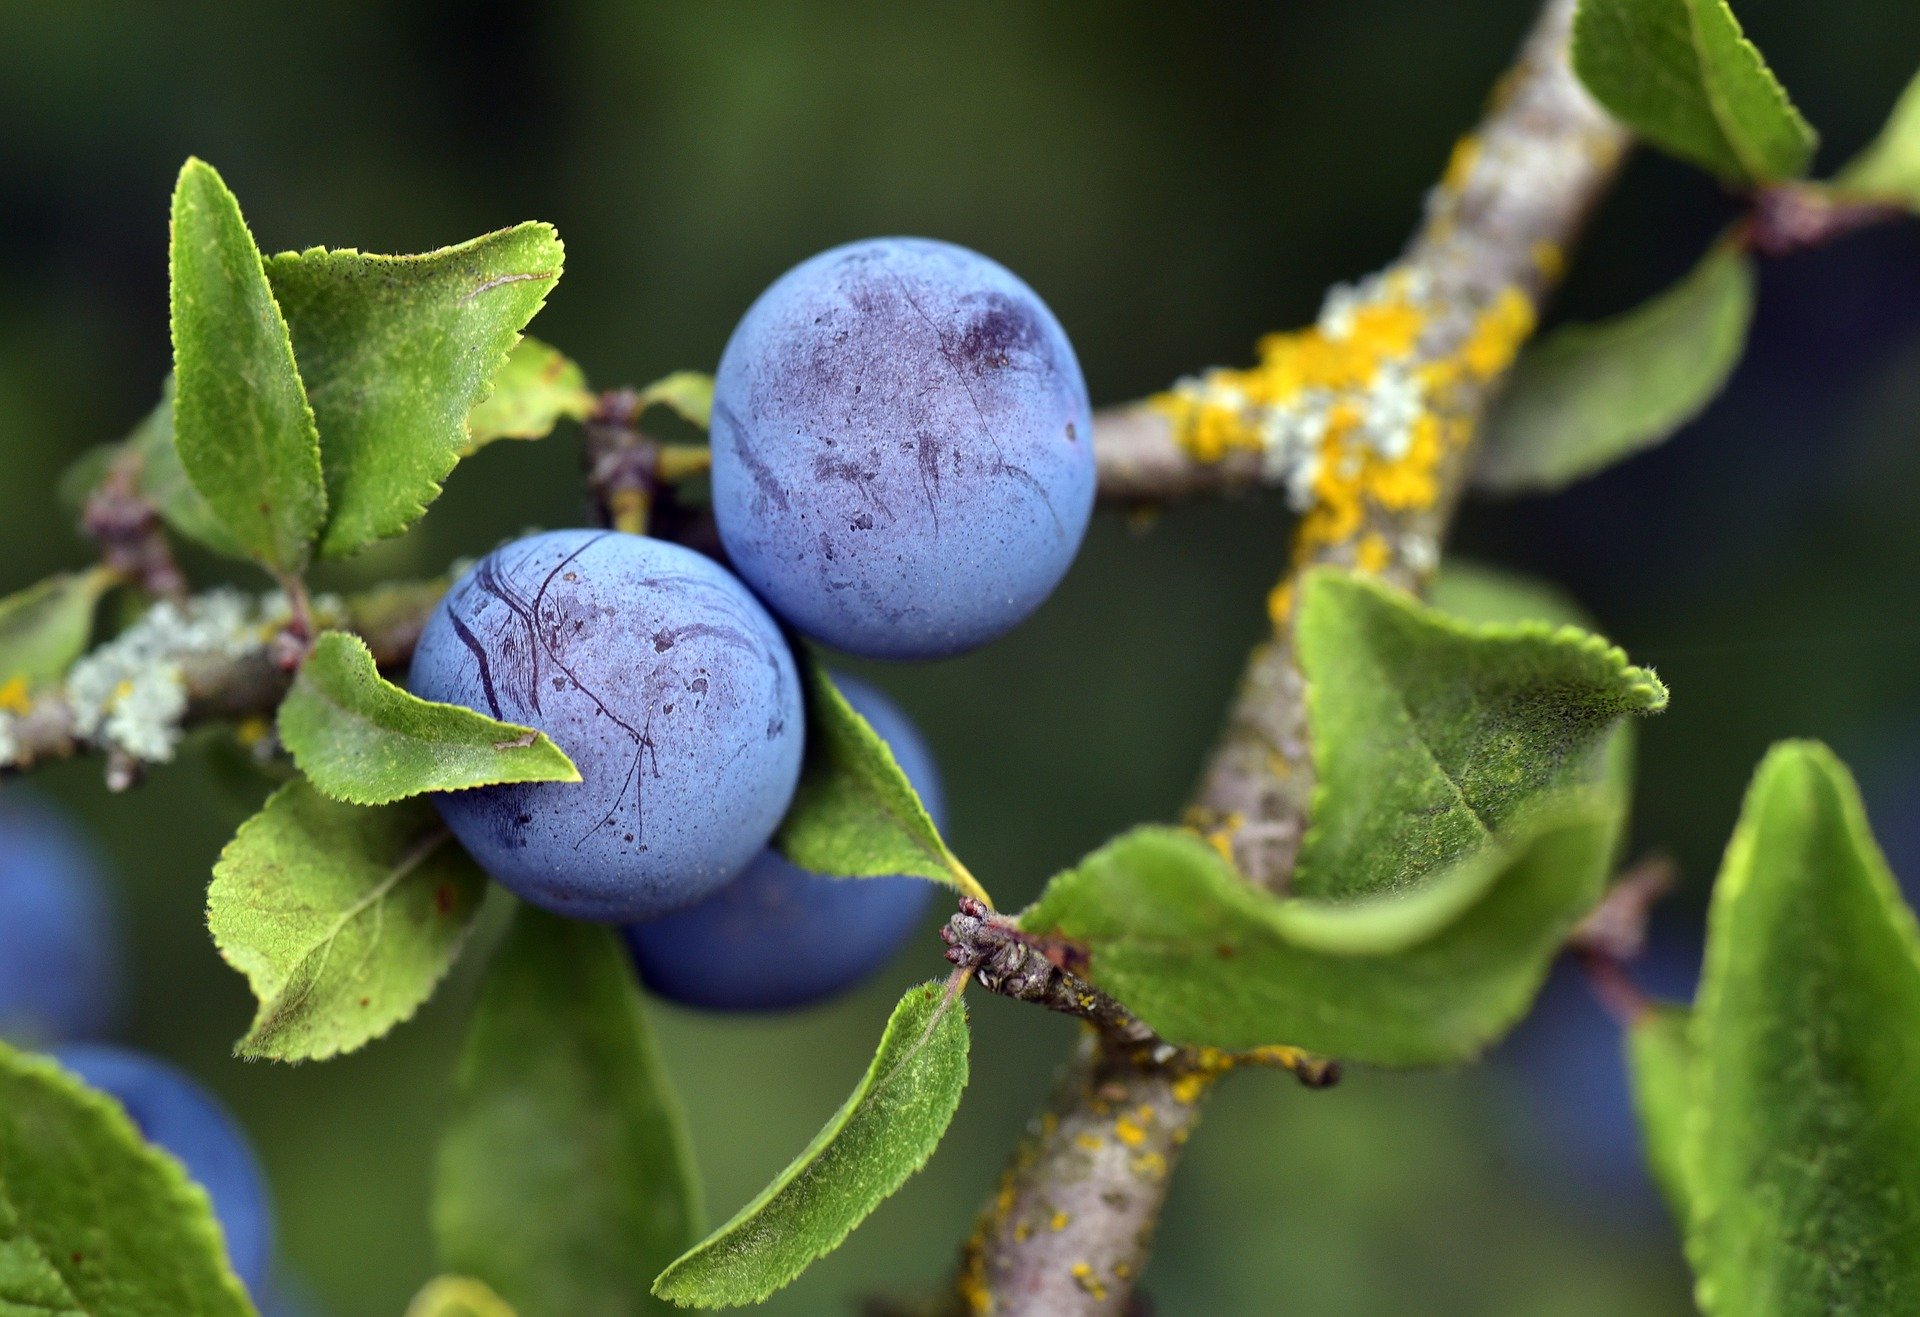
[960,2,1629,1311]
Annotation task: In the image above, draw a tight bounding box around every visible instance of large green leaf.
[168,158,327,576]
[1021,812,1615,1064]
[1683,742,1920,1313]
[0,569,112,698]
[265,222,564,559]
[774,664,990,907]
[1476,239,1754,494]
[1838,67,1920,210]
[207,782,488,1062]
[463,336,595,455]
[0,1040,254,1315]
[1626,1003,1697,1226]
[1573,0,1817,183]
[1292,570,1666,900]
[437,907,700,1317]
[278,630,578,806]
[653,981,969,1308]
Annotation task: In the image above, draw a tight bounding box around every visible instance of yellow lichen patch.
[1354,532,1392,575]
[1461,287,1536,379]
[1265,581,1295,628]
[1531,240,1565,280]
[1131,1151,1169,1179]
[1170,1071,1213,1106]
[1112,1114,1148,1148]
[1115,1261,1135,1281]
[0,676,29,715]
[956,1239,991,1315]
[1074,1132,1103,1153]
[1049,1210,1071,1232]
[1070,1263,1108,1300]
[1441,134,1481,194]
[234,714,271,748]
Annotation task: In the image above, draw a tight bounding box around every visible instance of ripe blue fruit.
[53,1044,275,1297]
[0,794,120,1046]
[625,674,944,1010]
[711,237,1095,660]
[409,528,805,921]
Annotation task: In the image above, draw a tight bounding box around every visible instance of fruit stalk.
[957,2,1631,1311]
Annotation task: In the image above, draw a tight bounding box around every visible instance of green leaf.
[1626,1003,1697,1226]
[1572,0,1817,183]
[278,630,578,807]
[0,1039,254,1315]
[463,336,595,456]
[1021,811,1615,1064]
[1476,238,1755,494]
[407,1276,519,1317]
[1293,570,1666,900]
[168,158,327,576]
[1683,742,1920,1313]
[128,379,250,559]
[1429,562,1590,630]
[637,371,714,428]
[0,568,112,698]
[1838,67,1920,209]
[436,907,701,1317]
[264,222,564,559]
[207,781,487,1062]
[654,980,969,1308]
[775,664,991,908]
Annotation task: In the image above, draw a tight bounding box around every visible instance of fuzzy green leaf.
[278,630,577,806]
[207,781,487,1062]
[437,907,700,1317]
[0,569,112,696]
[168,158,327,576]
[1021,811,1614,1064]
[775,665,991,907]
[1477,238,1754,494]
[1573,0,1817,183]
[1293,570,1666,900]
[1684,742,1920,1313]
[463,336,595,455]
[264,223,563,559]
[653,981,969,1308]
[0,1040,255,1315]
[1838,67,1920,209]
[406,1276,519,1317]
[1626,1003,1697,1227]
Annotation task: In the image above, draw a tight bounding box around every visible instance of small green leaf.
[0,1040,254,1314]
[129,379,250,559]
[278,630,578,807]
[1293,570,1666,900]
[1838,67,1920,209]
[264,222,564,559]
[1683,742,1920,1312]
[1476,238,1754,494]
[654,980,969,1308]
[463,336,595,455]
[407,1276,519,1317]
[1429,562,1590,631]
[637,371,714,428]
[1626,1003,1697,1226]
[436,906,700,1317]
[1021,811,1614,1064]
[0,568,112,697]
[1573,0,1817,183]
[207,781,487,1062]
[775,664,991,908]
[169,158,327,576]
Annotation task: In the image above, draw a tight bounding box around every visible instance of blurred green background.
[3,1,1918,1312]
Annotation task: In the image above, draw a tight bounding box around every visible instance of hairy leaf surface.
[1477,239,1754,493]
[0,1040,254,1315]
[169,158,327,575]
[265,223,563,559]
[437,907,700,1317]
[1684,742,1920,1313]
[278,631,577,806]
[653,981,968,1307]
[207,782,486,1061]
[1573,0,1816,182]
[775,664,990,907]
